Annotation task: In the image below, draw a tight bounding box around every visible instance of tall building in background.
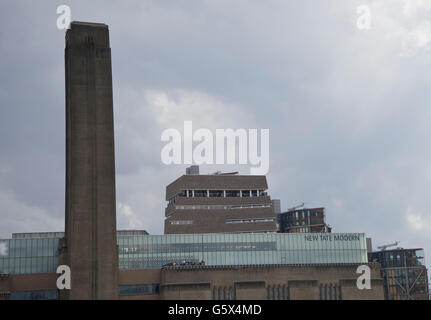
[64,22,118,299]
[165,168,277,234]
[278,207,331,233]
[369,247,429,300]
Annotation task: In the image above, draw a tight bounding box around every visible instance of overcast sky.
[0,0,430,270]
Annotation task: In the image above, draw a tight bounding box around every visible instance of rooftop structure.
[165,168,277,234]
[278,207,331,233]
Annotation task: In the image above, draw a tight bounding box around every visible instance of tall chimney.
[64,22,118,299]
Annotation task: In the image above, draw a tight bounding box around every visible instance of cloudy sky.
[0,0,430,270]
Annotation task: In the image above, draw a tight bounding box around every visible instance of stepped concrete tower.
[64,22,118,299]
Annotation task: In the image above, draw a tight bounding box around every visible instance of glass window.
[194,190,208,197]
[242,190,250,197]
[119,284,159,296]
[209,190,223,197]
[226,190,240,197]
[11,290,58,300]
